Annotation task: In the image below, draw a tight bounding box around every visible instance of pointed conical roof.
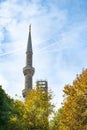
[27,24,32,53]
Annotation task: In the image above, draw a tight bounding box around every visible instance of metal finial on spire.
[29,24,31,32]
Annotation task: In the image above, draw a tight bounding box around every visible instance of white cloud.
[0,0,87,109]
[0,75,8,90]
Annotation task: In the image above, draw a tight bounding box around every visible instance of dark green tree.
[0,85,13,130]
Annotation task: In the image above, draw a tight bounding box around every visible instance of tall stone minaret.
[22,25,35,97]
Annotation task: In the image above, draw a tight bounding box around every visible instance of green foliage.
[0,86,54,130]
[8,100,26,130]
[24,89,54,130]
[0,85,13,130]
[50,108,63,130]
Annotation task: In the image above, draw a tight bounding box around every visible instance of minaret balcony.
[23,66,35,76]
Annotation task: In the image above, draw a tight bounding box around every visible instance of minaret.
[22,25,35,97]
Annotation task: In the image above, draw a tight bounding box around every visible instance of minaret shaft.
[26,52,32,66]
[22,25,35,98]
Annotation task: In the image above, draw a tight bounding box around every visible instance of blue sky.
[0,0,87,108]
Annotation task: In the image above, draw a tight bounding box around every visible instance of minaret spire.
[22,25,35,98]
[29,24,31,32]
[27,25,32,53]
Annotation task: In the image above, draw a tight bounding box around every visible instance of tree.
[7,88,54,130]
[50,108,63,130]
[0,85,13,130]
[0,85,54,130]
[8,100,26,130]
[24,89,54,130]
[60,69,87,130]
[0,85,26,130]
